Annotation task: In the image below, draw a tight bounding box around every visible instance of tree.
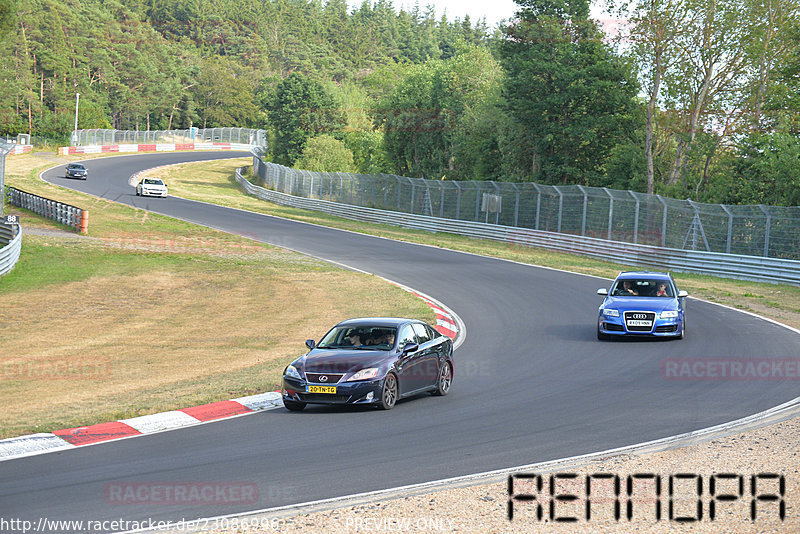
[295,134,357,172]
[342,130,393,173]
[374,44,504,179]
[436,43,504,180]
[622,0,693,193]
[623,0,799,198]
[191,56,259,128]
[0,0,16,37]
[500,0,640,185]
[1,0,501,141]
[741,0,800,131]
[725,125,800,206]
[374,63,443,177]
[265,72,345,166]
[661,0,749,188]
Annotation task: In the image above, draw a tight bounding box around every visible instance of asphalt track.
[2,151,799,531]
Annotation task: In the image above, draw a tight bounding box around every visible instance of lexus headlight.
[284,364,302,380]
[347,368,379,381]
[660,311,679,319]
[602,309,620,317]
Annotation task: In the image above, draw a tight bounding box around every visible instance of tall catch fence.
[253,158,800,261]
[72,128,267,147]
[0,142,13,216]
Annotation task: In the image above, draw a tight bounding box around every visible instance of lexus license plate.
[308,385,337,394]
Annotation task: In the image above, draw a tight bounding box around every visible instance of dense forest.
[1,0,798,205]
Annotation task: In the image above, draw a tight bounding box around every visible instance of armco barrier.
[0,222,22,276]
[235,167,800,286]
[6,188,88,233]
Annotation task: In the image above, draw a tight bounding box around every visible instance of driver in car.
[346,331,363,346]
[616,280,638,296]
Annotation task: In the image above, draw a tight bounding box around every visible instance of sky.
[348,1,610,31]
[400,0,520,27]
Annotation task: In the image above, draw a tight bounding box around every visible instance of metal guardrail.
[5,188,88,233]
[0,222,22,276]
[236,167,800,286]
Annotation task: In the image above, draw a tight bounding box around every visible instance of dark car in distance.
[282,318,454,410]
[65,163,88,180]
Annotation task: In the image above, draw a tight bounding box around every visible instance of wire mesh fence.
[253,158,800,260]
[71,128,267,147]
[0,143,13,216]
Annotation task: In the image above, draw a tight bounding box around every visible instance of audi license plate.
[626,320,652,327]
[308,385,337,394]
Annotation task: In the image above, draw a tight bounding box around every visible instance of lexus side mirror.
[305,339,315,350]
[401,342,419,354]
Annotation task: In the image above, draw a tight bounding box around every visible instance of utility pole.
[73,93,80,145]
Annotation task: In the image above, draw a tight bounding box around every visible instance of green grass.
[2,239,185,293]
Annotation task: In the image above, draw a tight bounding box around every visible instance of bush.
[295,135,357,173]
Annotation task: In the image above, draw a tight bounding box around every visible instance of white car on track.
[136,178,168,198]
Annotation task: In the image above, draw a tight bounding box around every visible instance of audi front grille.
[624,311,656,332]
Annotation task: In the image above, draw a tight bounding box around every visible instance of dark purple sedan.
[282,317,454,410]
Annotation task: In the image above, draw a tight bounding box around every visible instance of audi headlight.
[347,368,379,381]
[660,311,679,319]
[284,364,302,380]
[602,309,620,317]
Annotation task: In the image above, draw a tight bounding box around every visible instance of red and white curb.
[6,145,32,156]
[382,281,463,349]
[0,392,284,462]
[58,143,255,156]
[411,291,459,340]
[0,294,461,462]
